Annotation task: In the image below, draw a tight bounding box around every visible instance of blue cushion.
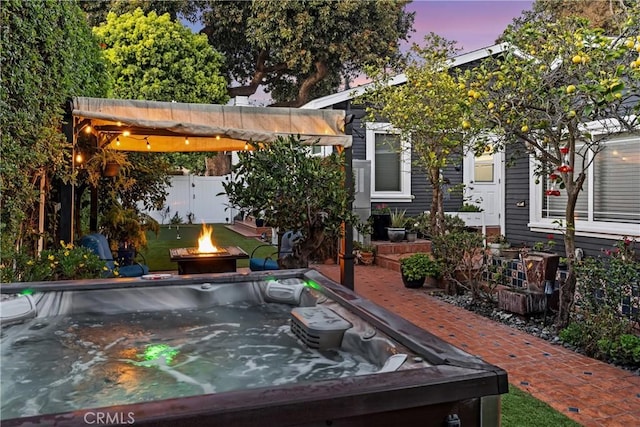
[79,233,148,278]
[250,258,279,271]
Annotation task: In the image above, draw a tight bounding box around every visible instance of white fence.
[142,175,234,225]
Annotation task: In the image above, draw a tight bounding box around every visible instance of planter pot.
[358,251,375,266]
[406,232,418,243]
[255,218,265,227]
[401,273,425,289]
[522,251,560,293]
[500,247,521,260]
[371,214,391,241]
[488,243,504,257]
[116,247,136,266]
[425,276,444,289]
[103,162,121,177]
[498,288,547,315]
[387,227,405,242]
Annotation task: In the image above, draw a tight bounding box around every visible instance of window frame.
[365,123,412,203]
[529,131,640,239]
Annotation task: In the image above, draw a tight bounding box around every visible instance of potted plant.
[387,208,406,242]
[400,253,442,289]
[353,241,376,266]
[370,204,391,241]
[405,217,420,242]
[85,148,131,186]
[101,204,159,265]
[487,234,510,256]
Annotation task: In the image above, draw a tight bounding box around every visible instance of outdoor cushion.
[79,233,148,278]
[249,231,302,271]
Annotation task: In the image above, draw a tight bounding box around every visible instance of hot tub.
[1,269,508,426]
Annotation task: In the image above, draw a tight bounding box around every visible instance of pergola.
[62,97,355,287]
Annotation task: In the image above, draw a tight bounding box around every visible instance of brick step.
[227,220,271,238]
[373,240,432,255]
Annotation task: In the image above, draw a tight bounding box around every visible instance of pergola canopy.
[72,97,352,152]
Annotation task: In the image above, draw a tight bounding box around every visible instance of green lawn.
[141,224,276,271]
[502,385,581,427]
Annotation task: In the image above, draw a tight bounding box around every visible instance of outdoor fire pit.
[169,224,248,274]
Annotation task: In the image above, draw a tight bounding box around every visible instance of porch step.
[373,240,431,255]
[227,219,271,239]
[372,240,433,272]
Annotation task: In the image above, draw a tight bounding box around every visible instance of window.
[530,133,640,238]
[365,124,412,202]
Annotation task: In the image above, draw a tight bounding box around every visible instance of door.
[463,146,504,229]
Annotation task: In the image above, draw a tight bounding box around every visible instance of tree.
[222,136,362,268]
[199,0,414,106]
[87,8,231,246]
[466,7,640,327]
[1,0,109,255]
[531,0,635,33]
[93,8,228,103]
[361,34,478,237]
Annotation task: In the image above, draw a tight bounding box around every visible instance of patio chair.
[79,233,149,278]
[249,231,301,271]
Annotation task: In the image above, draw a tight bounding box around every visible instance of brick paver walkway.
[312,264,640,427]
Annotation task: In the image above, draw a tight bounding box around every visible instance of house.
[302,44,640,258]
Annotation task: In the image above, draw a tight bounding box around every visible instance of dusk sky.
[405,0,534,53]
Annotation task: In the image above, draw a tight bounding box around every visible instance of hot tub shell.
[1,269,508,427]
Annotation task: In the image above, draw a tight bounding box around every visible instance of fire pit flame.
[197,224,219,253]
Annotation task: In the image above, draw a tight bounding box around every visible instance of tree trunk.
[428,166,445,237]
[556,173,585,328]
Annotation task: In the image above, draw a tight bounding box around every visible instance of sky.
[405,0,534,53]
[232,0,535,104]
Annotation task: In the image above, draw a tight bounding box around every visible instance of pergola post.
[339,114,355,290]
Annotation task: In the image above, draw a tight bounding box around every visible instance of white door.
[463,146,504,229]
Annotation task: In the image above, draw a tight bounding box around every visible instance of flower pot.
[359,251,375,266]
[406,232,418,242]
[401,273,425,289]
[425,276,444,288]
[103,161,121,177]
[387,227,405,242]
[371,214,391,241]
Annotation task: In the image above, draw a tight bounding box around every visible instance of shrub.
[563,237,640,367]
[432,231,487,299]
[400,253,442,281]
[1,241,107,282]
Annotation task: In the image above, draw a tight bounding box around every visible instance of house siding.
[504,145,622,258]
[342,102,462,216]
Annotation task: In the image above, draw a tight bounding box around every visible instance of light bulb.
[116,137,121,146]
[185,137,189,145]
[146,140,151,150]
[75,153,83,163]
[244,142,249,150]
[84,125,92,134]
[123,130,131,137]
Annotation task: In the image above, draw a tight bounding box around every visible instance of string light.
[84,125,92,134]
[216,135,220,140]
[146,138,151,150]
[244,142,249,150]
[75,153,83,164]
[123,130,131,137]
[185,137,189,145]
[116,137,121,147]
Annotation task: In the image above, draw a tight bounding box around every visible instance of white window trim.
[528,129,640,239]
[365,123,413,203]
